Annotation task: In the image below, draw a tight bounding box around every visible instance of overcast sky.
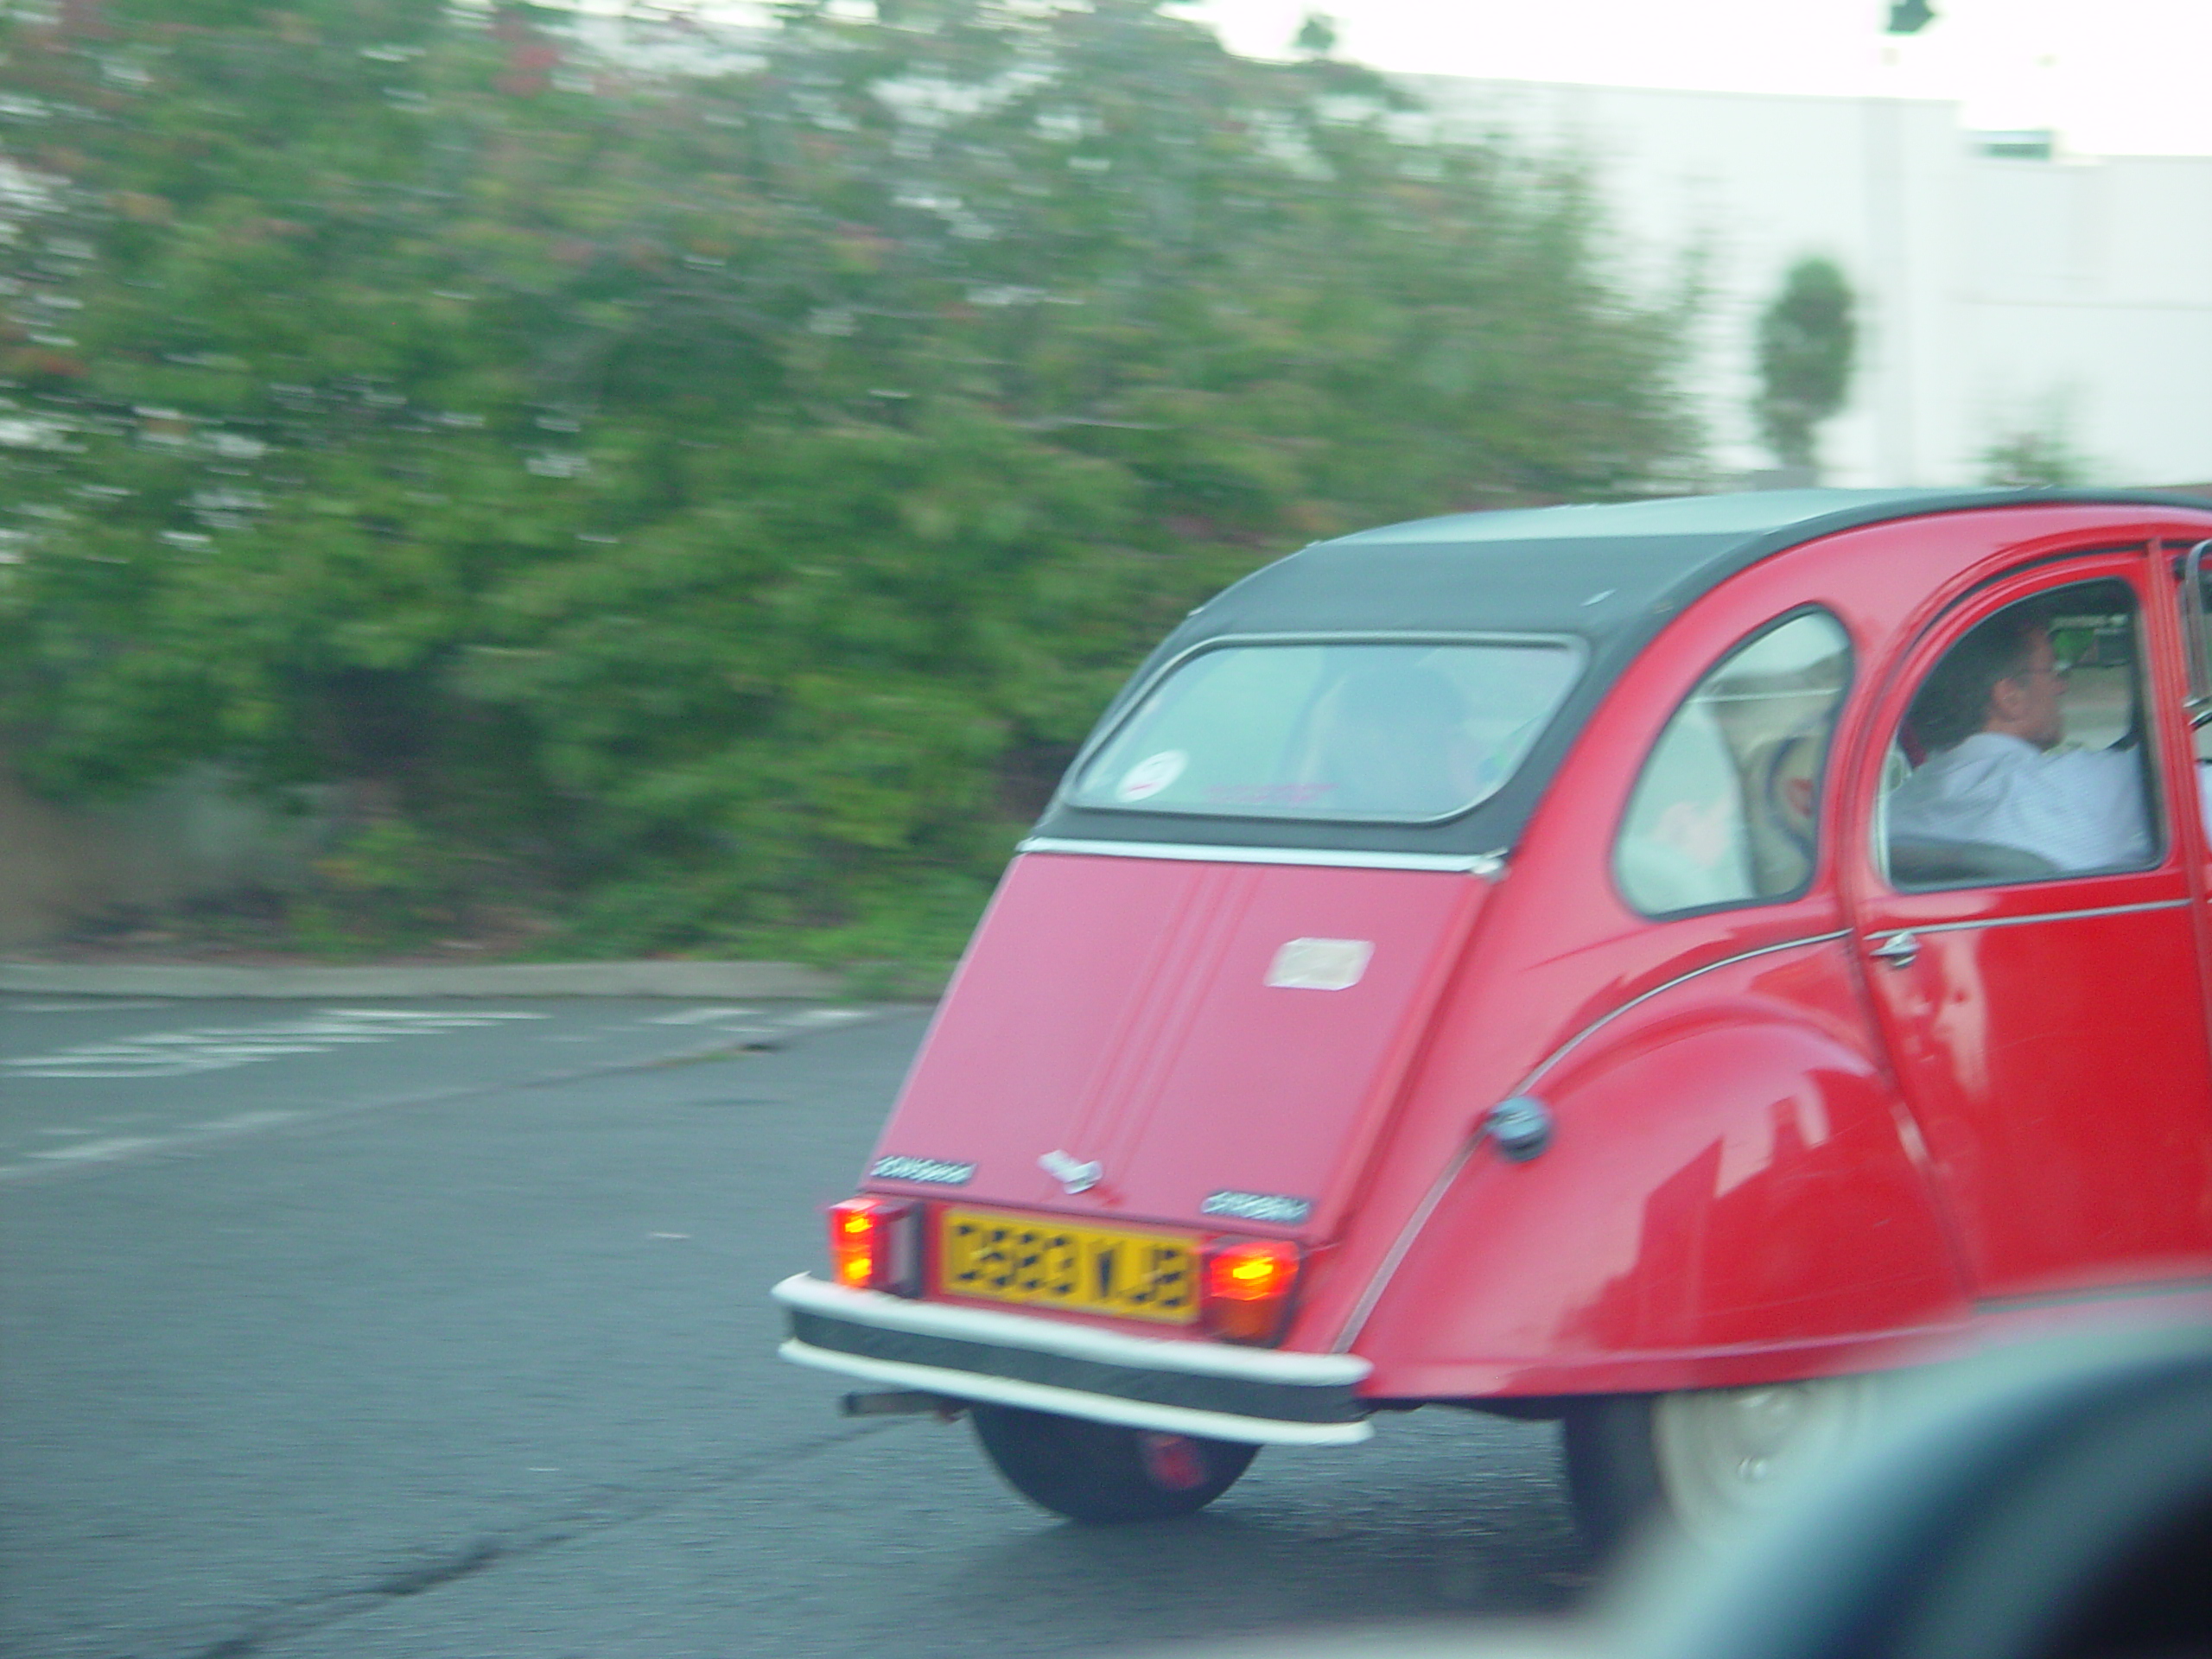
[571,1,2212,159]
[1168,0,2212,156]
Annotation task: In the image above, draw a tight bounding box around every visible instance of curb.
[0,960,842,1000]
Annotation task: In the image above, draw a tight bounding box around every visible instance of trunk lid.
[870,850,1491,1240]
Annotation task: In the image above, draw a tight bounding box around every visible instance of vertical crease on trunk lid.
[1059,861,1216,1158]
[1096,864,1264,1185]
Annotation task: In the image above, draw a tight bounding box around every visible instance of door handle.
[1867,931,1919,968]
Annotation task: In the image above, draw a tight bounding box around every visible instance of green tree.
[1755,255,1855,474]
[0,0,1697,964]
[1980,420,2091,487]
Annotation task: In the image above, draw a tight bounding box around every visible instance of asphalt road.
[0,995,1586,1659]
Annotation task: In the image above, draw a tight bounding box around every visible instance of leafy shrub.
[0,0,1695,969]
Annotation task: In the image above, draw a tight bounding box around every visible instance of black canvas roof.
[1032,486,2212,859]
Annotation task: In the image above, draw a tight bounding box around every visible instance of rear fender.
[1356,970,1968,1397]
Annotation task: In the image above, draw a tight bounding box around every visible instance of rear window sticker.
[1116,749,1187,803]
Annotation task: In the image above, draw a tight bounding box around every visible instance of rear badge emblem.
[1202,1189,1313,1225]
[1266,938,1373,991]
[1039,1149,1104,1195]
[869,1154,976,1186]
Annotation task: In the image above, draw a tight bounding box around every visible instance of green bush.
[289,819,461,955]
[0,0,1696,972]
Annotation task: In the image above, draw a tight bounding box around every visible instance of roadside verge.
[0,960,842,1000]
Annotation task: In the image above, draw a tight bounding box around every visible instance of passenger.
[1885,609,2152,874]
[1306,663,1481,818]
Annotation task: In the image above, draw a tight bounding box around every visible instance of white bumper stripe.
[779,1339,1374,1446]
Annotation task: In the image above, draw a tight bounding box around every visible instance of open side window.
[1877,577,2161,891]
[1614,608,1853,918]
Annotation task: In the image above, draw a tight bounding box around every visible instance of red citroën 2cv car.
[775,487,2212,1541]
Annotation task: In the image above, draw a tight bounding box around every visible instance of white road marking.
[1,999,173,1014]
[0,1001,888,1179]
[14,1060,237,1079]
[29,1136,162,1162]
[645,1007,761,1025]
[188,1111,299,1135]
[2,1008,553,1080]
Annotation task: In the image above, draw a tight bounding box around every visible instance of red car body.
[775,488,2212,1502]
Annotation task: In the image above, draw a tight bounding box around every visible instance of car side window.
[1615,609,1853,917]
[2187,555,2212,767]
[1877,578,2161,890]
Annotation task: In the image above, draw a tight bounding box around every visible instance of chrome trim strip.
[772,1274,1373,1386]
[1330,929,1851,1353]
[1329,1137,1482,1357]
[1148,630,1585,649]
[1885,897,2189,937]
[778,1340,1374,1446]
[1518,930,1852,1096]
[1017,838,1506,876]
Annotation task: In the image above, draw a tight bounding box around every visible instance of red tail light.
[1201,1236,1301,1344]
[827,1197,920,1295]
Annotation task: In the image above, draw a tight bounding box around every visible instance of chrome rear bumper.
[771,1274,1373,1446]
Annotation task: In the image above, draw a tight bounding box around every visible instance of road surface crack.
[174,1422,897,1658]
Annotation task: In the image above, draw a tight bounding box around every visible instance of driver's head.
[1910,608,2068,753]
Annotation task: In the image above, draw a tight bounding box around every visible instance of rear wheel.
[1564,1378,1879,1552]
[969,1405,1259,1524]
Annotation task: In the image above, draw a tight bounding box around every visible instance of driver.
[1885,607,2151,874]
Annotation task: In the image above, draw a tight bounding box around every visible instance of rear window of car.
[1065,639,1581,823]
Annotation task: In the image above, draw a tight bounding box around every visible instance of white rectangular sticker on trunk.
[1265,938,1374,991]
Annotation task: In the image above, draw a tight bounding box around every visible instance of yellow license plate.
[938,1208,1198,1324]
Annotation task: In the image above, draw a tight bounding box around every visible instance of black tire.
[969,1405,1259,1524]
[1560,1394,1665,1557]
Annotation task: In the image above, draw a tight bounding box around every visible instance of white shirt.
[1885,731,2153,874]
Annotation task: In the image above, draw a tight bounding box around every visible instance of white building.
[1409,76,2212,489]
